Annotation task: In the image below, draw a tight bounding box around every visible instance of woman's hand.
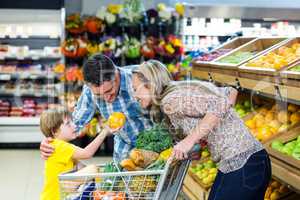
[172,134,198,160]
[40,137,54,160]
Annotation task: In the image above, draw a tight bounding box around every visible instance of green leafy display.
[136,124,173,153]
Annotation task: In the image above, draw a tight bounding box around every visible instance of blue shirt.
[72,67,153,161]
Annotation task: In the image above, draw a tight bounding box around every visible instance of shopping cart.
[59,145,200,200]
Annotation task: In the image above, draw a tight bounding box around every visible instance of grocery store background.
[1,0,300,199]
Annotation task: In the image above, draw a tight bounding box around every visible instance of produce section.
[192,35,300,197]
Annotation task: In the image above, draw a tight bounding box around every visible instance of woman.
[131,60,271,200]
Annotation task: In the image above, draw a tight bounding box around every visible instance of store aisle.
[0,149,112,200]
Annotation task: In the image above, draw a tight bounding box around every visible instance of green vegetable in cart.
[136,124,173,153]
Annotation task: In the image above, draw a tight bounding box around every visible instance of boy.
[39,108,117,200]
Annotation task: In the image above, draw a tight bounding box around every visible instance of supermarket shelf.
[185,4,300,21]
[0,72,58,80]
[0,90,60,98]
[0,116,39,125]
[0,56,61,61]
[0,35,60,40]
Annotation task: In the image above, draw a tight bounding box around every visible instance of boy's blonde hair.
[40,108,70,137]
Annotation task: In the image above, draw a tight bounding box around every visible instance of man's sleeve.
[72,85,96,134]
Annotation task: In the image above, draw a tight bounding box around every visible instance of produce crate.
[187,159,216,191]
[239,38,300,81]
[270,156,300,192]
[183,170,210,200]
[280,60,300,87]
[265,126,300,172]
[212,37,287,71]
[192,37,255,72]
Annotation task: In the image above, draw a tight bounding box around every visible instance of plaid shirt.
[72,67,153,161]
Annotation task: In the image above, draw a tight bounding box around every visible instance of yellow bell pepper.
[159,148,173,161]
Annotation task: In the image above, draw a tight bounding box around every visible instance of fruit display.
[234,100,252,117]
[288,64,300,72]
[0,100,10,116]
[217,51,256,64]
[196,49,232,62]
[244,104,300,142]
[246,43,300,70]
[189,159,218,187]
[271,135,300,160]
[264,180,290,200]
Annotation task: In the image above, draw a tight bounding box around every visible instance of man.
[40,54,153,161]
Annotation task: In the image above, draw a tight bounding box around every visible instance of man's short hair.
[83,53,116,86]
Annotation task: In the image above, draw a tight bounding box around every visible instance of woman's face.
[132,74,152,109]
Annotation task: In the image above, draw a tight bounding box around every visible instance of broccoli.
[136,124,173,153]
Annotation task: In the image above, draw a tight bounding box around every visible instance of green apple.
[281,146,293,156]
[235,103,242,110]
[292,147,300,160]
[271,140,284,151]
[244,100,251,108]
[286,141,297,149]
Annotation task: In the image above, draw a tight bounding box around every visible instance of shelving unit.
[0,8,65,144]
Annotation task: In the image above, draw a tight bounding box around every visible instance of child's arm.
[72,128,110,160]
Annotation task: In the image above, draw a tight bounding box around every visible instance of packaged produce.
[129,149,159,168]
[93,191,126,200]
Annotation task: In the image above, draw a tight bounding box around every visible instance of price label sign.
[0,74,11,81]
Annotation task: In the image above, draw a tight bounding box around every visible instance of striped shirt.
[72,67,153,161]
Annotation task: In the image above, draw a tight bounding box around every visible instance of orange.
[288,104,299,112]
[107,112,126,129]
[290,112,300,125]
[245,119,256,129]
[265,111,275,122]
[257,126,273,141]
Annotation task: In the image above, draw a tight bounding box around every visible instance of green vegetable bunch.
[136,124,173,153]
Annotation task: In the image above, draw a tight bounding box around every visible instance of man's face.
[90,79,119,103]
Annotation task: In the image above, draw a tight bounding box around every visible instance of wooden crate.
[280,60,300,87]
[193,37,255,69]
[212,37,287,71]
[191,64,211,81]
[239,38,300,79]
[183,171,210,200]
[265,126,300,172]
[270,156,300,192]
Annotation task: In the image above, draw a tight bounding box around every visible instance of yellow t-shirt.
[41,139,76,200]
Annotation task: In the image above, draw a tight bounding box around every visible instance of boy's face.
[58,117,77,141]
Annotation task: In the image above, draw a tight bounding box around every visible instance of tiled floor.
[0,149,112,200]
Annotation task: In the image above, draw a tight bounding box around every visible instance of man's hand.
[40,137,54,160]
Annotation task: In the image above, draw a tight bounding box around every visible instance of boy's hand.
[40,137,54,160]
[104,125,122,136]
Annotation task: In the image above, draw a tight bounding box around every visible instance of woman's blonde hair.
[133,60,225,122]
[133,60,173,122]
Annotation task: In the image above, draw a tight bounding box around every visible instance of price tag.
[0,74,11,81]
[30,75,38,79]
